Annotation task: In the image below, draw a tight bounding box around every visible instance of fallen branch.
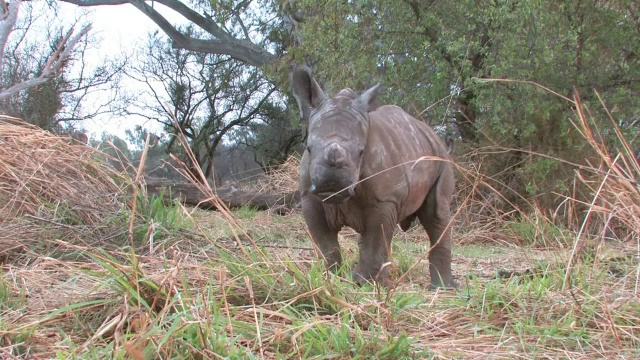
[145,178,300,214]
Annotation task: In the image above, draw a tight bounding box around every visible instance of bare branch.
[59,0,277,67]
[0,24,92,101]
[232,5,250,40]
[0,0,21,68]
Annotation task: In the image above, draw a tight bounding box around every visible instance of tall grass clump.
[0,116,134,262]
[562,90,640,288]
[0,116,128,225]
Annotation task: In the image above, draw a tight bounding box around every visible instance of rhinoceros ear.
[291,65,327,120]
[354,83,381,113]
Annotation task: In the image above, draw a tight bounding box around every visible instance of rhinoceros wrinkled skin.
[292,66,457,288]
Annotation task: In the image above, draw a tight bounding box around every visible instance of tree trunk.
[456,91,478,143]
[145,178,300,214]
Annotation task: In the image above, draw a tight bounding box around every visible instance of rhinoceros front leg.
[353,205,396,286]
[301,195,342,270]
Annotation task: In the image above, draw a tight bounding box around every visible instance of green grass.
[502,216,572,248]
[135,190,192,236]
[0,272,33,357]
[455,244,507,258]
[235,205,260,219]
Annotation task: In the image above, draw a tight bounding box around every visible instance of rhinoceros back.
[361,105,449,218]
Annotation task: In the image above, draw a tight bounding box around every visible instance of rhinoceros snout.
[325,143,348,168]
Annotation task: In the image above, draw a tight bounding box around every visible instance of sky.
[57,2,185,140]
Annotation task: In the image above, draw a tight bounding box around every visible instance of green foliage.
[95,133,134,171]
[455,244,507,259]
[503,217,570,248]
[36,200,84,226]
[218,247,346,311]
[84,250,160,310]
[0,325,33,358]
[0,275,7,306]
[292,317,415,359]
[464,266,584,347]
[519,158,559,196]
[294,0,640,211]
[390,239,423,280]
[235,99,304,170]
[21,79,64,130]
[459,250,640,354]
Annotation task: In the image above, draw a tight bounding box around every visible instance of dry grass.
[562,90,640,289]
[259,155,300,194]
[0,116,128,223]
[230,155,300,196]
[571,91,640,238]
[0,116,131,261]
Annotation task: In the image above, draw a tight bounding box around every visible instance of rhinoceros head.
[292,66,380,202]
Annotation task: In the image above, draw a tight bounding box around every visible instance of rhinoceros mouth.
[318,192,349,203]
[314,186,356,203]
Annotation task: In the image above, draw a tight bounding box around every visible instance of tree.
[0,0,90,100]
[232,98,305,171]
[59,0,640,210]
[272,0,640,147]
[292,0,640,207]
[60,0,285,67]
[55,0,640,140]
[57,0,309,172]
[126,29,278,182]
[0,0,126,131]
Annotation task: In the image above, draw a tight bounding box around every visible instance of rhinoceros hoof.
[352,265,390,286]
[430,278,459,290]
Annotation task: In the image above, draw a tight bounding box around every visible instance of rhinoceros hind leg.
[301,195,342,270]
[417,170,457,289]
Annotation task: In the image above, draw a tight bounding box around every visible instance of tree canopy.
[46,0,640,206]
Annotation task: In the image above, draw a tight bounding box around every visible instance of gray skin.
[292,67,457,288]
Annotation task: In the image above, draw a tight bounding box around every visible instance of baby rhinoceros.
[292,67,457,289]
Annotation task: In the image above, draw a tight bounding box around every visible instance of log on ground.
[145,179,300,213]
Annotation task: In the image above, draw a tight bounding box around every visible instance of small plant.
[37,200,84,226]
[517,158,560,196]
[288,313,415,359]
[134,189,191,241]
[0,272,25,311]
[389,239,426,284]
[0,273,9,306]
[218,246,351,313]
[235,205,259,219]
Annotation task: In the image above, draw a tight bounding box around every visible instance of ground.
[2,205,638,359]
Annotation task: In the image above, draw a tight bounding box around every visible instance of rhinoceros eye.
[306,145,312,154]
[358,147,364,157]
